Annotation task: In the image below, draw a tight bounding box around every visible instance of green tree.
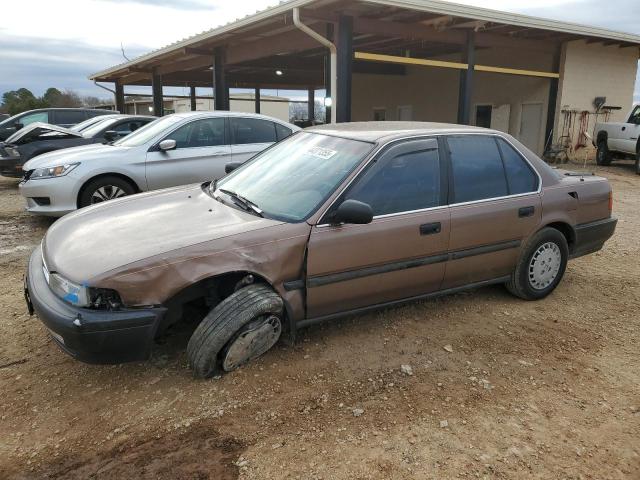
[1,88,47,115]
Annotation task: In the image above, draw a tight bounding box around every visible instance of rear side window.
[497,138,538,194]
[447,135,508,203]
[54,110,87,125]
[344,138,441,216]
[275,123,293,141]
[231,118,277,144]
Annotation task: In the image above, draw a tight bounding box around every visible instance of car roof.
[306,121,500,143]
[169,110,298,127]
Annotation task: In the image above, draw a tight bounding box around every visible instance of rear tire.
[635,151,640,175]
[79,176,135,208]
[596,141,612,166]
[506,228,569,301]
[187,284,283,378]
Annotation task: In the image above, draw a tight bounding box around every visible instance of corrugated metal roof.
[90,0,640,81]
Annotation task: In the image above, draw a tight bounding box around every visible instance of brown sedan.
[25,122,617,377]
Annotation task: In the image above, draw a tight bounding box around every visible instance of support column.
[254,87,261,114]
[114,81,125,114]
[336,15,353,123]
[457,30,475,125]
[308,88,315,123]
[214,47,230,111]
[324,23,334,124]
[152,72,164,116]
[189,86,197,111]
[544,47,562,155]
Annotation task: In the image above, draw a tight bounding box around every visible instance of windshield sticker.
[307,146,337,160]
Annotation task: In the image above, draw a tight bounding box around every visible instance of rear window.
[447,135,508,203]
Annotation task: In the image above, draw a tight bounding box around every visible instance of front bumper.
[25,246,166,364]
[0,155,23,177]
[19,175,79,217]
[571,217,617,259]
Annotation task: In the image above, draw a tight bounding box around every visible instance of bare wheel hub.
[91,185,127,204]
[528,241,562,290]
[222,315,282,372]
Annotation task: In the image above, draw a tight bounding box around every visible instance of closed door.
[442,135,541,289]
[491,104,511,133]
[306,138,450,318]
[145,117,231,190]
[519,103,543,154]
[229,117,277,163]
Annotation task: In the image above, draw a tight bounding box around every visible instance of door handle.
[518,206,535,218]
[420,222,441,235]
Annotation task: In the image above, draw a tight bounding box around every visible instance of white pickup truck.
[595,104,640,174]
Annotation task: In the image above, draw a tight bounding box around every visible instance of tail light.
[608,190,613,215]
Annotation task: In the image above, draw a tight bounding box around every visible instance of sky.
[0,0,638,103]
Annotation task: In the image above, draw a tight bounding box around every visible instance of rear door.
[305,137,450,318]
[145,117,231,190]
[229,117,278,163]
[442,135,541,289]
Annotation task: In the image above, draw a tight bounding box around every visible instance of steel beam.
[544,47,562,155]
[214,47,230,111]
[190,86,197,111]
[255,88,261,113]
[308,88,315,121]
[457,30,475,125]
[336,15,353,123]
[151,72,164,116]
[115,81,125,114]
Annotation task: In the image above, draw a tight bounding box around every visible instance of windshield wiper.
[218,188,263,217]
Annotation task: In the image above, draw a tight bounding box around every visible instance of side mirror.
[332,199,373,225]
[158,139,177,151]
[103,130,118,142]
[225,161,243,174]
[14,123,23,131]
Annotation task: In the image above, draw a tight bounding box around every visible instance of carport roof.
[89,0,640,84]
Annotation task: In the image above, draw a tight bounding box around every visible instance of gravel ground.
[0,159,638,479]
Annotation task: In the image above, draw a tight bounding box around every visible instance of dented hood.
[42,183,283,283]
[6,122,81,145]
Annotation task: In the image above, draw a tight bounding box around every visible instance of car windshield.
[216,132,374,222]
[112,116,181,147]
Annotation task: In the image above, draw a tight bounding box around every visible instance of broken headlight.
[46,270,122,310]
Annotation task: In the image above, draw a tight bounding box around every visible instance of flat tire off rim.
[222,315,281,372]
[528,241,562,290]
[91,185,127,204]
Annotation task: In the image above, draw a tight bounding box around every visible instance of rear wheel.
[506,228,569,300]
[635,151,640,175]
[596,141,612,166]
[79,176,135,208]
[187,284,283,378]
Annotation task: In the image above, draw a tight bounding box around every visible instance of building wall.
[173,97,290,122]
[351,54,552,154]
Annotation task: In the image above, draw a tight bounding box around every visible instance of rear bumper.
[0,156,23,177]
[25,246,166,364]
[571,217,617,259]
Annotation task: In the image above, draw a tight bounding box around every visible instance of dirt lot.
[0,159,638,480]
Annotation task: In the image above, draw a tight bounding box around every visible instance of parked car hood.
[42,183,283,283]
[22,143,131,170]
[6,122,81,145]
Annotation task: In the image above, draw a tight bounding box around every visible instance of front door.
[618,105,640,154]
[519,103,543,154]
[229,117,277,163]
[306,138,450,318]
[442,134,542,289]
[145,117,231,190]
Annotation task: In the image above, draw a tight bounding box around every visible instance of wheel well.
[546,222,576,252]
[77,173,140,208]
[596,131,608,145]
[158,271,290,338]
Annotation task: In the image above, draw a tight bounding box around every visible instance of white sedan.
[19,111,299,216]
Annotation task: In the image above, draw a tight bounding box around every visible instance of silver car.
[19,111,299,216]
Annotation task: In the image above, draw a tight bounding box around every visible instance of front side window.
[231,117,277,144]
[343,138,441,216]
[167,118,226,148]
[20,112,49,126]
[497,138,538,195]
[216,132,374,222]
[448,135,508,203]
[628,106,640,125]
